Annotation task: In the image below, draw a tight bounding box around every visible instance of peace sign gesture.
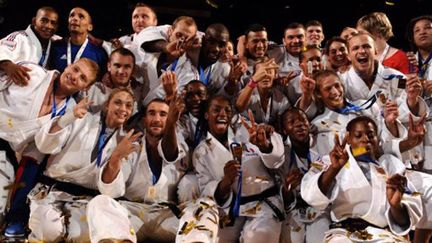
[241,110,274,152]
[329,132,349,172]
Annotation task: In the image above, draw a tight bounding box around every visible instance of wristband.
[57,111,77,128]
[248,78,258,89]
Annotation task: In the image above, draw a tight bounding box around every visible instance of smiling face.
[59,59,97,94]
[283,110,310,143]
[328,40,349,68]
[131,6,157,33]
[348,34,376,76]
[206,96,233,138]
[32,9,58,40]
[144,100,169,139]
[105,90,134,129]
[283,27,305,56]
[300,48,323,75]
[316,72,345,110]
[245,31,268,59]
[68,7,93,34]
[108,52,134,87]
[306,25,324,46]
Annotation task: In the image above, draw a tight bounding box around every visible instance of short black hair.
[244,23,267,37]
[346,116,378,133]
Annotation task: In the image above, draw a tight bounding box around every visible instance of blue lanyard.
[231,142,242,217]
[334,94,377,114]
[418,52,432,78]
[51,82,71,118]
[290,149,311,174]
[382,74,405,81]
[96,122,107,167]
[199,65,212,85]
[146,140,160,185]
[169,58,179,72]
[355,154,379,165]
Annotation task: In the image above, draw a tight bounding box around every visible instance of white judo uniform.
[29,111,125,242]
[301,152,423,242]
[240,88,290,125]
[87,132,218,243]
[193,125,285,243]
[0,63,70,221]
[277,136,330,243]
[0,25,58,69]
[268,45,303,104]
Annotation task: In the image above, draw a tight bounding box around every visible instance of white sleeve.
[259,132,285,169]
[300,156,339,211]
[34,116,74,154]
[0,32,24,63]
[193,146,233,208]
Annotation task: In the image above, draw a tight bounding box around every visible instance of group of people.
[0,3,432,243]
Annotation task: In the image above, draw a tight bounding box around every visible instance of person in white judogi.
[236,57,290,126]
[87,97,218,243]
[0,58,98,235]
[301,116,423,242]
[276,107,330,243]
[0,7,59,85]
[101,3,157,92]
[193,95,285,243]
[141,22,232,104]
[268,22,306,105]
[297,70,407,156]
[28,88,135,242]
[135,16,198,97]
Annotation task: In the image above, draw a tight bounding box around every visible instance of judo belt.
[330,218,383,232]
[38,175,99,197]
[239,185,285,221]
[159,202,182,219]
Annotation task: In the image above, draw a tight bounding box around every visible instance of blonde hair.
[357,12,394,40]
[77,57,100,85]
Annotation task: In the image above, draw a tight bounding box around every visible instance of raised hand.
[277,70,300,87]
[241,110,274,151]
[407,113,427,147]
[73,97,93,118]
[227,56,247,86]
[300,75,316,98]
[167,93,185,124]
[251,58,279,83]
[383,100,399,125]
[111,129,142,163]
[405,73,423,107]
[109,38,123,49]
[2,61,31,86]
[329,132,349,172]
[161,71,178,102]
[386,173,407,208]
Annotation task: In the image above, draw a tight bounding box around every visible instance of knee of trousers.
[88,195,136,243]
[177,173,199,203]
[29,202,64,242]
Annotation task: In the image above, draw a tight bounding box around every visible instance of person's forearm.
[318,168,339,195]
[161,120,179,161]
[390,204,410,226]
[235,86,254,112]
[141,40,167,53]
[102,154,122,184]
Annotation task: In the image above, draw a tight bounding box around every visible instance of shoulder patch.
[0,39,17,51]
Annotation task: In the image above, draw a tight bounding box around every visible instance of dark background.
[0,0,431,51]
